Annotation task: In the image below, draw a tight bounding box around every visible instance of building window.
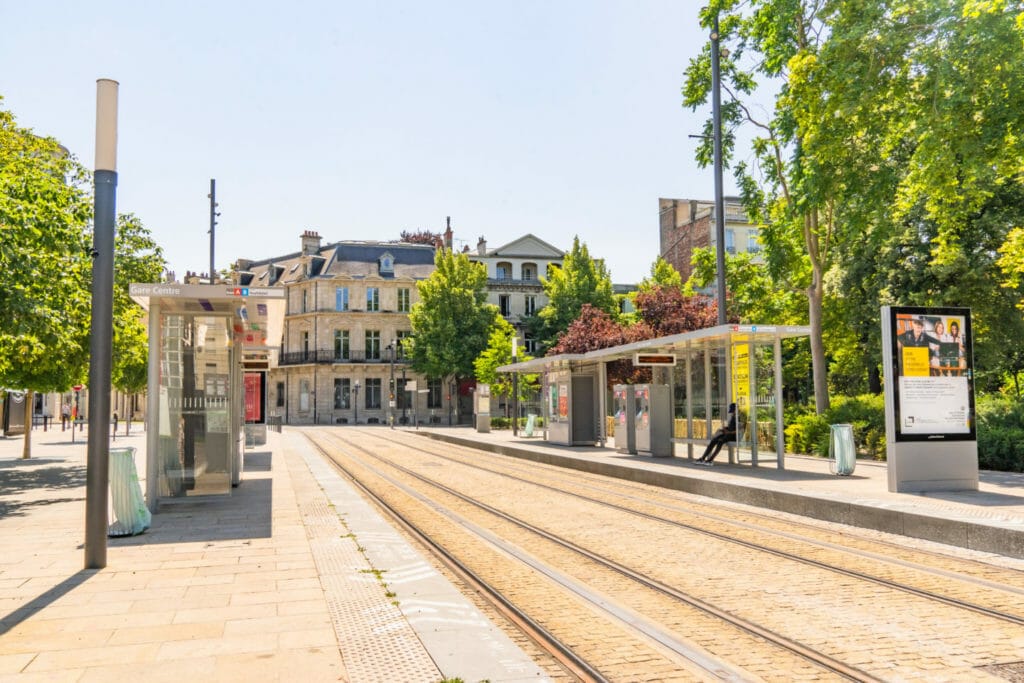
[521,263,537,281]
[366,287,380,312]
[524,295,537,316]
[525,335,537,355]
[302,289,308,313]
[365,330,381,360]
[301,331,310,360]
[365,378,382,409]
[334,378,350,409]
[496,262,512,280]
[379,252,394,275]
[747,229,762,253]
[336,287,349,311]
[499,294,511,317]
[396,331,412,359]
[428,378,442,409]
[276,381,285,407]
[334,330,350,360]
[299,380,310,411]
[725,229,736,254]
[398,288,411,312]
[396,378,407,410]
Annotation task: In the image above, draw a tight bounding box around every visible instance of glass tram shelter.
[500,324,811,468]
[130,283,286,512]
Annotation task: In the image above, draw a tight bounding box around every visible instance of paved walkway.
[0,427,549,682]
[4,423,1023,681]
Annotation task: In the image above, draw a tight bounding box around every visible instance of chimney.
[300,230,322,255]
[477,236,487,255]
[444,216,453,249]
[235,258,252,272]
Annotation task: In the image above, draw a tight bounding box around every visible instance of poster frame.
[887,305,975,443]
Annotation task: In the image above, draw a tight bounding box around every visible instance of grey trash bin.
[829,424,857,476]
[109,447,152,537]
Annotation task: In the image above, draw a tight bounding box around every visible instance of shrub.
[785,413,830,456]
[976,394,1024,472]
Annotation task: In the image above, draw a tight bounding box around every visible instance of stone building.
[235,231,440,425]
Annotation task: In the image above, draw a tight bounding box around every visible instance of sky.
[1,1,744,284]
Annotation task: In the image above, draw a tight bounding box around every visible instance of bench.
[671,436,736,460]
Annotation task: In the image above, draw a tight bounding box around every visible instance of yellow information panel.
[732,337,751,409]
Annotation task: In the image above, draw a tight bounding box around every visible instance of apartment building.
[467,233,564,356]
[236,231,440,426]
[658,197,762,282]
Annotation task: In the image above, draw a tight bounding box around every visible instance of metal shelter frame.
[498,324,811,469]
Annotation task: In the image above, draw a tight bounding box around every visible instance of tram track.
[354,428,1024,629]
[305,428,883,681]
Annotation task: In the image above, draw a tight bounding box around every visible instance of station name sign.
[634,353,676,366]
[129,283,285,299]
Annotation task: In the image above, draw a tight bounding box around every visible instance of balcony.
[278,349,412,366]
[487,277,543,289]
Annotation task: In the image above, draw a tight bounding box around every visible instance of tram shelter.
[499,324,811,468]
[130,283,286,512]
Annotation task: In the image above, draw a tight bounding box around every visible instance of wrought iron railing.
[278,349,412,366]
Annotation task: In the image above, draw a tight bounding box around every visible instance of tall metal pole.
[711,12,727,325]
[389,341,396,429]
[85,79,118,569]
[208,179,217,283]
[511,336,519,437]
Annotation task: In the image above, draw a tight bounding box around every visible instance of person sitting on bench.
[697,402,737,465]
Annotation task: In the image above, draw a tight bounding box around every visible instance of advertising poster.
[889,306,975,442]
[244,372,264,423]
[732,337,751,409]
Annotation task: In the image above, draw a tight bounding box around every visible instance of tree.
[637,257,683,294]
[474,321,539,410]
[111,213,166,431]
[633,285,720,337]
[686,248,800,325]
[408,248,501,421]
[547,304,653,385]
[0,100,92,458]
[399,229,442,245]
[534,236,617,353]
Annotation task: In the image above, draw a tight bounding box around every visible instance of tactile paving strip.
[289,446,441,682]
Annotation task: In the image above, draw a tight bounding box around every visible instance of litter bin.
[109,447,151,537]
[829,424,857,476]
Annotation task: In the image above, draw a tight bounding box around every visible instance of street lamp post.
[353,380,360,424]
[711,10,727,325]
[388,339,396,429]
[512,336,519,437]
[401,366,407,424]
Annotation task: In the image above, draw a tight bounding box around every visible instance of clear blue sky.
[1,1,741,283]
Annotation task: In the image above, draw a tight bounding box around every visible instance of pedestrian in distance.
[696,402,737,466]
[61,403,71,431]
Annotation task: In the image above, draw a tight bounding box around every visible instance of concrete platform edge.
[417,431,1024,560]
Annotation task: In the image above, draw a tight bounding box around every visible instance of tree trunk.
[21,390,33,459]
[803,210,830,415]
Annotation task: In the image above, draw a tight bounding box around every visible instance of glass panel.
[157,314,233,498]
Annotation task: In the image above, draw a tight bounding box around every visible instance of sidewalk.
[0,429,549,682]
[416,426,1024,561]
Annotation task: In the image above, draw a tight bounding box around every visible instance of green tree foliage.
[534,236,617,353]
[685,0,1024,407]
[685,1,836,413]
[409,249,502,418]
[1,100,93,457]
[637,257,683,293]
[112,213,166,395]
[686,248,799,325]
[474,321,539,407]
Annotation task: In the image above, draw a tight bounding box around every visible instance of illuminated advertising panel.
[888,306,975,442]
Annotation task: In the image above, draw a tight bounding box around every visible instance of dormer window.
[379,252,395,275]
